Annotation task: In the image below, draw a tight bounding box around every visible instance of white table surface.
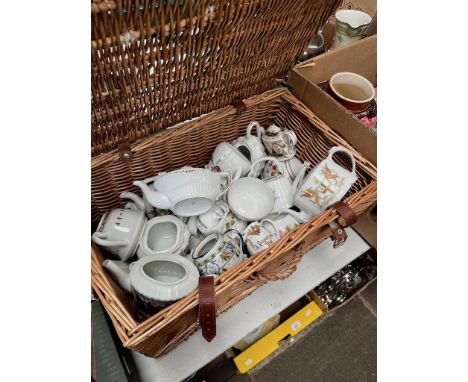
[132,228,370,382]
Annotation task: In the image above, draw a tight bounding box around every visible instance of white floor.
[132,228,370,382]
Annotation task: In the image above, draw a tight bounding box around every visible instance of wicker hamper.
[91,0,377,357]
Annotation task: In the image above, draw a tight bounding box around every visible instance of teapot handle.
[327,146,356,174]
[92,232,129,247]
[246,121,265,139]
[223,229,244,251]
[219,168,241,197]
[248,156,282,177]
[291,161,310,192]
[284,130,297,148]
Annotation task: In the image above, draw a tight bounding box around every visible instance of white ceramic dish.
[227,177,274,221]
[136,215,190,259]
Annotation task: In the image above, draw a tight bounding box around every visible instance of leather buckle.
[329,220,348,248]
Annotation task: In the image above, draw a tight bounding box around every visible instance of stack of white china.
[92,121,358,312]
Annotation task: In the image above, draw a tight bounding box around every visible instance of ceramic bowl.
[136,215,190,259]
[329,72,375,113]
[227,177,274,221]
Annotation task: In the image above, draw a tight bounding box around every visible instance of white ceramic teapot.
[231,122,267,177]
[102,254,199,310]
[133,167,234,217]
[294,146,358,221]
[92,194,147,261]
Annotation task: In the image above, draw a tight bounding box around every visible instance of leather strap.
[329,220,347,248]
[231,97,247,114]
[199,276,216,342]
[328,202,356,248]
[118,141,133,162]
[332,201,357,226]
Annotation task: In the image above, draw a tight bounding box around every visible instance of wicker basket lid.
[91,0,339,156]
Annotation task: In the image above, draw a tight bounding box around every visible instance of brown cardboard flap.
[297,35,377,86]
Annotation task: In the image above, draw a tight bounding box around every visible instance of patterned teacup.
[242,221,279,257]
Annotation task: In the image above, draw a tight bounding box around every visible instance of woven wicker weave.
[91,0,340,157]
[90,0,378,358]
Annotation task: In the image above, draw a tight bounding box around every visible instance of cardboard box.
[288,34,376,165]
[354,202,377,249]
[288,35,377,248]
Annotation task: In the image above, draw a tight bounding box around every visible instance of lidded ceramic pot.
[102,254,199,319]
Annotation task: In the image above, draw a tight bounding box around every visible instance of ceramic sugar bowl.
[136,215,190,259]
[261,124,297,160]
[294,146,358,221]
[231,122,267,177]
[102,254,199,319]
[92,202,147,261]
[192,230,246,277]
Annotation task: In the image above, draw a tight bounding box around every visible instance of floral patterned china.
[242,222,279,256]
[261,124,297,160]
[192,230,246,276]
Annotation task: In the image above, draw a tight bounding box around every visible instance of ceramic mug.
[249,157,308,213]
[136,215,190,259]
[294,146,358,221]
[261,124,297,161]
[232,122,267,177]
[333,10,372,49]
[192,230,246,276]
[242,221,279,256]
[260,209,303,239]
[212,141,251,178]
[92,206,147,261]
[329,72,376,113]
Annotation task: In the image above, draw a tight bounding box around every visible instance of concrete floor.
[229,280,377,382]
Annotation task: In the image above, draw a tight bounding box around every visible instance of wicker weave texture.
[91,0,340,156]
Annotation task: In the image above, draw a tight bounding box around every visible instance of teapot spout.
[102,260,132,293]
[133,181,171,210]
